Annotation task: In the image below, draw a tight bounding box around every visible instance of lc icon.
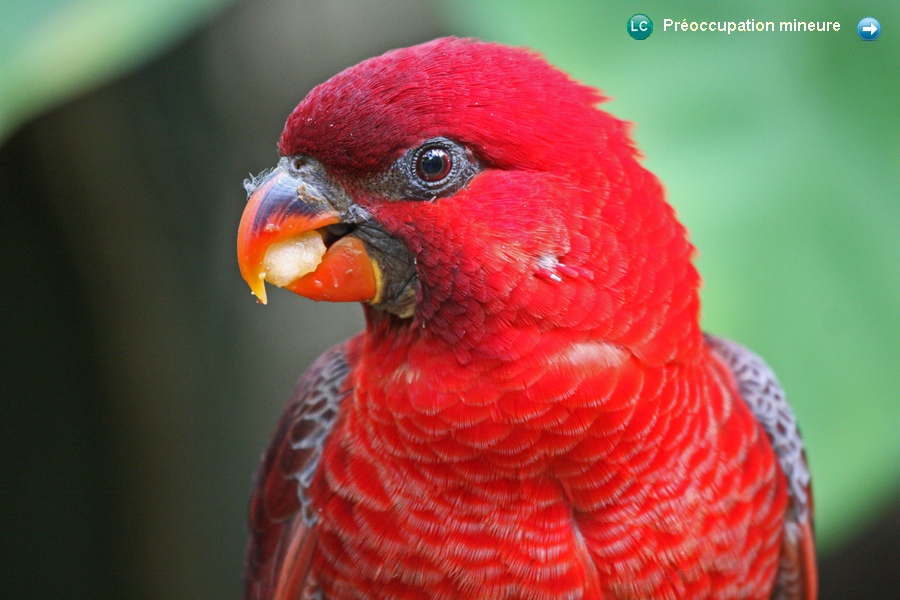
[628,14,653,40]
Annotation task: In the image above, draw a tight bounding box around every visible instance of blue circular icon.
[628,14,653,40]
[857,17,881,40]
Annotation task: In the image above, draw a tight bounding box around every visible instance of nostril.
[283,155,307,174]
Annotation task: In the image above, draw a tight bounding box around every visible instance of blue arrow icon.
[857,17,881,40]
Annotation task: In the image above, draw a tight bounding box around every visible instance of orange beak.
[237,166,379,305]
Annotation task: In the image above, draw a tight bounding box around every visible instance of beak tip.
[249,279,268,305]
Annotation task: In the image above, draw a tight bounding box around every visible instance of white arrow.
[862,23,878,35]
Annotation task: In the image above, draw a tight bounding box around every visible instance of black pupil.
[417,148,451,182]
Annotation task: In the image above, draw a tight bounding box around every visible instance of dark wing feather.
[244,338,359,600]
[705,334,818,600]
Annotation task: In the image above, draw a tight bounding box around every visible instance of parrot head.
[237,37,701,364]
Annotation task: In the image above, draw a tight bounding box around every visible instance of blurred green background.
[1,0,896,597]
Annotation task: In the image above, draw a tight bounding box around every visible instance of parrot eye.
[394,137,480,201]
[415,147,452,182]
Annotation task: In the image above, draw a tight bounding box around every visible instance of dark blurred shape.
[819,500,900,599]
[0,131,125,598]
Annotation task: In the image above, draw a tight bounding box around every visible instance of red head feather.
[279,37,701,365]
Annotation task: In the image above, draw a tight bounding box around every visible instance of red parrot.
[236,38,816,600]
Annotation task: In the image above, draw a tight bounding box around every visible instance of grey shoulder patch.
[704,334,811,523]
[286,343,354,525]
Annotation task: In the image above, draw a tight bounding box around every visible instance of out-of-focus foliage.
[440,0,900,550]
[0,0,235,142]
